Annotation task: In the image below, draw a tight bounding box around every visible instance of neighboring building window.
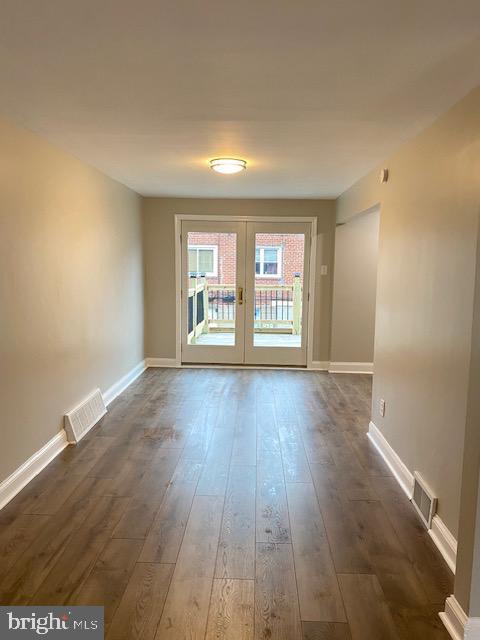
[188,245,218,277]
[256,246,282,277]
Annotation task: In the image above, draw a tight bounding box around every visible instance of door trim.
[174,214,317,368]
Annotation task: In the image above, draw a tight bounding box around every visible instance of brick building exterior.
[188,232,304,285]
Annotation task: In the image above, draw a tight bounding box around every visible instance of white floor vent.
[64,389,107,444]
[412,471,437,529]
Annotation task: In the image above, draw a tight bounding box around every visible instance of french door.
[181,219,311,366]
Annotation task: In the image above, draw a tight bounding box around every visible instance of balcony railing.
[187,275,302,344]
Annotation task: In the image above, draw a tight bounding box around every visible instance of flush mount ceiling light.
[209,158,247,174]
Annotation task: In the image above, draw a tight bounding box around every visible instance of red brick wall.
[188,232,304,285]
[256,233,304,285]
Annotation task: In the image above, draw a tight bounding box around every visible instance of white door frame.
[174,214,318,368]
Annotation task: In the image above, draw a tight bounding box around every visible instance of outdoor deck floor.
[195,331,301,347]
[0,368,452,639]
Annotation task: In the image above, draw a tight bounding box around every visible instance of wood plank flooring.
[0,368,453,639]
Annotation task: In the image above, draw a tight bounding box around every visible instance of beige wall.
[142,198,336,362]
[330,208,379,364]
[336,87,480,540]
[0,116,144,484]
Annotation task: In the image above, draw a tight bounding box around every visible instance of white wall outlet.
[379,398,386,417]
[320,265,328,276]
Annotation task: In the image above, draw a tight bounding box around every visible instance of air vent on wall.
[64,389,106,444]
[412,471,437,529]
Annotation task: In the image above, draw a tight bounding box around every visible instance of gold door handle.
[237,286,243,305]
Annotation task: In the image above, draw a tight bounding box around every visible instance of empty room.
[1,2,480,639]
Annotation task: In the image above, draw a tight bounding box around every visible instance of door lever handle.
[237,286,244,305]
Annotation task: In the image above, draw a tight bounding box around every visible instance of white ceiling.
[1,1,479,198]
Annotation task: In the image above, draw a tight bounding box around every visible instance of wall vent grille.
[64,389,106,444]
[412,471,437,529]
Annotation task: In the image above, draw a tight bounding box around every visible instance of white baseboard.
[368,421,457,573]
[145,357,179,368]
[144,359,365,373]
[103,360,146,406]
[441,596,468,640]
[146,360,325,371]
[310,361,329,371]
[430,515,458,574]
[440,595,480,640]
[328,361,373,374]
[173,364,311,371]
[368,421,414,498]
[0,360,147,512]
[0,431,69,510]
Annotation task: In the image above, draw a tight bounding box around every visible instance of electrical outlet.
[320,265,328,276]
[379,398,386,417]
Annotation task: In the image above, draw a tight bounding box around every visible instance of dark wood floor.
[0,368,453,639]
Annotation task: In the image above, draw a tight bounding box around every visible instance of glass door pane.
[253,232,305,348]
[181,219,245,365]
[244,221,310,367]
[187,231,237,347]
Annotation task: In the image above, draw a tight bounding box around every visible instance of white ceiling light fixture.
[210,158,247,174]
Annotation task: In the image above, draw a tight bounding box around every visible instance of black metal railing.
[254,288,293,321]
[196,290,205,324]
[188,276,302,337]
[208,289,236,321]
[188,295,194,334]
